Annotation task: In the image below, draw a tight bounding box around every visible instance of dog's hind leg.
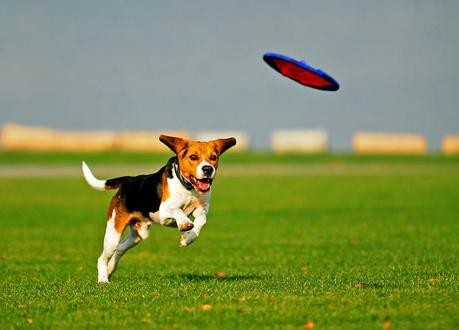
[107,224,142,278]
[97,210,122,283]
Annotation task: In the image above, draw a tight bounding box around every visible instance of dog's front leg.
[180,207,207,247]
[159,205,194,232]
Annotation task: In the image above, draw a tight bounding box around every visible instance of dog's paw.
[98,276,110,284]
[180,230,198,247]
[161,217,177,227]
[133,220,152,240]
[178,221,194,232]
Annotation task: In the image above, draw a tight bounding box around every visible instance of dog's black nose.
[202,165,214,176]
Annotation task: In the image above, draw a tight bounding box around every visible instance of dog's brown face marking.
[180,142,218,178]
[159,135,236,193]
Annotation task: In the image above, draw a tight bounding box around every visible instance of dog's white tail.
[82,161,107,191]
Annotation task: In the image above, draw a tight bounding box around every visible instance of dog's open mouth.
[190,175,213,192]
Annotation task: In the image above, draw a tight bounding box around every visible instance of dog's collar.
[172,157,193,191]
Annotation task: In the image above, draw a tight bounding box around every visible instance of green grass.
[1,150,459,165]
[0,159,458,329]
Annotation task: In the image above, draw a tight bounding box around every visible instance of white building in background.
[352,132,427,154]
[114,130,190,152]
[0,123,191,153]
[193,131,250,152]
[1,123,115,152]
[271,129,328,153]
[442,134,459,155]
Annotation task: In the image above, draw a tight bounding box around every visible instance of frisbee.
[263,52,339,91]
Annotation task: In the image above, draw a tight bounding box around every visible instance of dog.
[82,134,236,283]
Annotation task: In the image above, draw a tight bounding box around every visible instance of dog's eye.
[209,155,217,161]
[189,154,198,161]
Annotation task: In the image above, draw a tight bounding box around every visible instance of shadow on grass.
[172,272,263,282]
[354,281,390,289]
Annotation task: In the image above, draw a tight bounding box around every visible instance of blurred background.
[1,1,458,152]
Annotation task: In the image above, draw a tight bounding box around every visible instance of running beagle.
[82,134,236,283]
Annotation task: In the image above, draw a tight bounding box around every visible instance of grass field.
[0,153,458,329]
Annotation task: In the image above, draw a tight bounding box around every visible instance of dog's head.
[160,135,236,193]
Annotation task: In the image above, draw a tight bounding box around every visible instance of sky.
[1,1,458,150]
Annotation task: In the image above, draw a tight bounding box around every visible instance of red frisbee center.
[271,58,332,88]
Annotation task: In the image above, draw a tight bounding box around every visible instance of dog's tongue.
[197,179,210,191]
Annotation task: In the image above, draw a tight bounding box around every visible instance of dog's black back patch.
[120,173,162,217]
[107,158,178,218]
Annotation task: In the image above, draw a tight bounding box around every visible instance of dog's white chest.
[167,172,210,210]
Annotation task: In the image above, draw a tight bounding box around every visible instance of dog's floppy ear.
[159,135,188,154]
[212,137,236,155]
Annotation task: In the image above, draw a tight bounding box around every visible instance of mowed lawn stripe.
[1,161,459,178]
